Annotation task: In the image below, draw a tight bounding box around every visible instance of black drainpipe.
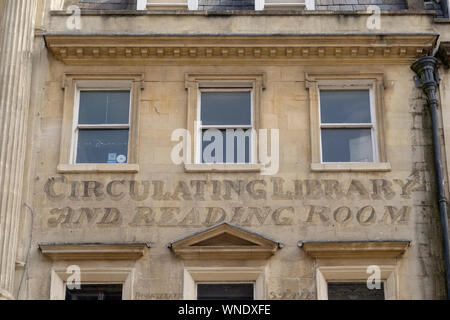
[411,56,450,299]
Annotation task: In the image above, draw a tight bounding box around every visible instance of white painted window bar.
[141,0,314,10]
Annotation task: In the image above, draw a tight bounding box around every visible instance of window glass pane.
[76,129,129,164]
[201,91,251,126]
[320,90,371,123]
[79,91,130,125]
[197,283,254,300]
[65,284,123,301]
[201,129,251,163]
[327,282,385,300]
[321,128,373,162]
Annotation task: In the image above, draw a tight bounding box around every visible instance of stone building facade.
[1,0,450,300]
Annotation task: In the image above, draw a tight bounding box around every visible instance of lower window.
[327,282,385,300]
[197,283,255,300]
[65,284,123,301]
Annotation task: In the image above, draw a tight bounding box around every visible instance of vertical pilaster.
[0,0,37,300]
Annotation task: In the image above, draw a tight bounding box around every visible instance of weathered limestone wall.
[408,75,447,299]
[17,54,445,298]
[5,7,444,300]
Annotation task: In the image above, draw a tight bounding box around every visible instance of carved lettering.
[293,180,303,200]
[82,181,104,200]
[158,207,179,226]
[323,180,344,200]
[271,178,293,200]
[394,179,417,199]
[223,180,244,200]
[333,206,352,224]
[171,181,193,201]
[48,207,74,228]
[130,180,150,201]
[305,206,330,223]
[371,179,395,200]
[272,207,294,225]
[191,180,207,201]
[379,206,410,224]
[246,180,267,200]
[129,207,155,227]
[305,180,323,199]
[204,207,226,226]
[97,208,122,226]
[75,208,100,226]
[106,180,126,201]
[179,208,200,226]
[151,181,170,201]
[356,206,376,225]
[346,180,370,199]
[47,204,412,228]
[44,177,67,201]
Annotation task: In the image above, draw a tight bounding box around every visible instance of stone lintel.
[39,242,151,260]
[300,240,411,259]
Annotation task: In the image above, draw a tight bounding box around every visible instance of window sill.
[57,163,140,174]
[184,163,263,173]
[310,162,391,172]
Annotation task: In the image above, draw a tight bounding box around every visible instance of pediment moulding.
[44,34,437,64]
[169,222,282,260]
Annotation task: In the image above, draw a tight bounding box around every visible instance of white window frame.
[137,0,147,10]
[184,73,265,173]
[196,281,256,300]
[318,86,379,164]
[305,73,391,172]
[316,265,398,300]
[145,0,198,10]
[58,73,143,174]
[255,0,315,10]
[196,87,255,165]
[71,82,133,165]
[50,267,135,300]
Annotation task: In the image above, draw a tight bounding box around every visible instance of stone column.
[0,0,37,300]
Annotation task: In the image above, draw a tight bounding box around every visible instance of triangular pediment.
[169,222,281,260]
[192,233,257,247]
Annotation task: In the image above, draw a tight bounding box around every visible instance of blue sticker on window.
[107,153,118,163]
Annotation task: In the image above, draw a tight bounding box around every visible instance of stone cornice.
[44,34,437,64]
[300,240,411,259]
[39,242,151,260]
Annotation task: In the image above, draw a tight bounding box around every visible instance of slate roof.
[74,0,445,18]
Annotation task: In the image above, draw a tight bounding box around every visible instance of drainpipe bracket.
[413,75,423,88]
